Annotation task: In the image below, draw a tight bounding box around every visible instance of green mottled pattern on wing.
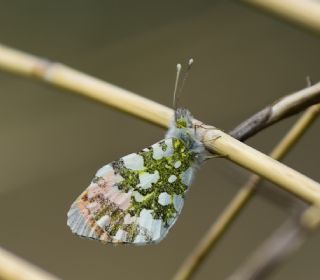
[95,137,194,226]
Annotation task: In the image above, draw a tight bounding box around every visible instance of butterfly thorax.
[166,108,206,166]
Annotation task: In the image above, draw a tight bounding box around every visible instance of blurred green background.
[0,1,320,279]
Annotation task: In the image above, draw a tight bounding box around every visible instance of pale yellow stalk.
[0,247,60,280]
[243,0,320,34]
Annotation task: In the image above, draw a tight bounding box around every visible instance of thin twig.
[227,197,320,280]
[173,103,320,280]
[229,85,320,141]
[0,247,60,280]
[242,0,320,35]
[226,218,308,280]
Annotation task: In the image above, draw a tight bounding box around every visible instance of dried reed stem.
[0,45,172,128]
[173,103,320,280]
[242,0,320,34]
[202,128,320,204]
[0,247,60,280]
[229,84,320,141]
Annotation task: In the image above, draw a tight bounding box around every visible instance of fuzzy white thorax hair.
[165,108,208,166]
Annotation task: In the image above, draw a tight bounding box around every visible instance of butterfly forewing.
[67,137,195,245]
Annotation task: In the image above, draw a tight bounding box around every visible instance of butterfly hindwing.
[68,138,194,244]
[67,137,196,244]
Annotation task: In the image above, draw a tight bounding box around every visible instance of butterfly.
[67,59,208,244]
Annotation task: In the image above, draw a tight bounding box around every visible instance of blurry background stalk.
[243,0,320,34]
[0,247,60,280]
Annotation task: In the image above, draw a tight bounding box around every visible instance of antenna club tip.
[188,58,194,65]
[177,63,182,70]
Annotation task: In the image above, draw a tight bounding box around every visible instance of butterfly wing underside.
[67,137,195,245]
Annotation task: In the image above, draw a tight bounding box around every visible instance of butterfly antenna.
[178,58,194,97]
[173,63,182,115]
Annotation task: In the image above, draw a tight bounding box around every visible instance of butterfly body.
[67,104,206,244]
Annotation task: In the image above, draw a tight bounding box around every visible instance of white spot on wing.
[174,161,181,168]
[138,209,163,242]
[152,143,164,160]
[114,229,127,242]
[96,215,110,228]
[181,167,194,186]
[158,192,171,206]
[151,219,162,241]
[173,194,184,213]
[138,209,153,229]
[122,153,144,170]
[168,174,177,183]
[133,191,144,202]
[95,164,113,177]
[152,139,174,160]
[134,234,146,244]
[163,138,174,157]
[138,171,159,189]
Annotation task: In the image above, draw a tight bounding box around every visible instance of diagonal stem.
[242,0,320,35]
[226,217,307,280]
[173,103,320,280]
